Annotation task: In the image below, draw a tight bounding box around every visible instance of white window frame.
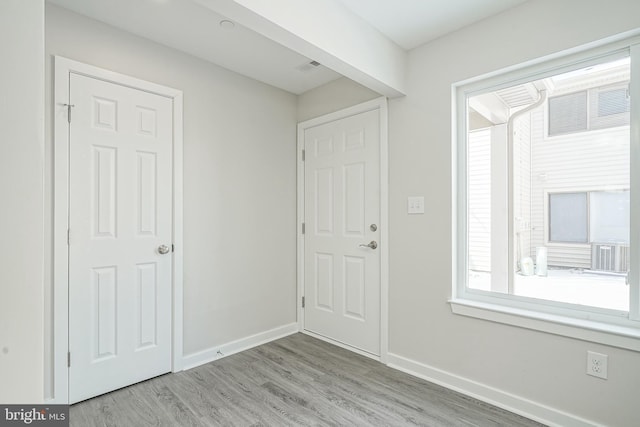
[451,33,640,351]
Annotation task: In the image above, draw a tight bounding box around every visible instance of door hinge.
[67,229,70,245]
[302,149,305,161]
[67,352,71,368]
[172,244,175,253]
[63,103,75,123]
[301,223,305,234]
[301,296,305,308]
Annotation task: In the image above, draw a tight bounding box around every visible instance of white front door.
[68,73,173,403]
[303,109,381,356]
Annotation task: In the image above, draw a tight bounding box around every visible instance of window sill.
[449,298,640,352]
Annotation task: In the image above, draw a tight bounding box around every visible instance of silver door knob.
[359,241,378,250]
[158,244,170,255]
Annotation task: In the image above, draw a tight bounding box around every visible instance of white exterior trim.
[296,96,389,363]
[52,56,184,403]
[629,44,640,321]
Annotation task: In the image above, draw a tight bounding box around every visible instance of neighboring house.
[468,59,630,274]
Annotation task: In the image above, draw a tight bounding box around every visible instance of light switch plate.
[408,196,425,214]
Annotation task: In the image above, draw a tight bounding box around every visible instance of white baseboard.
[181,323,299,371]
[387,353,600,427]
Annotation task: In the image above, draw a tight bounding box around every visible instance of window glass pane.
[549,193,587,243]
[590,190,630,244]
[465,54,630,312]
[548,91,587,135]
[598,88,629,117]
[590,85,631,130]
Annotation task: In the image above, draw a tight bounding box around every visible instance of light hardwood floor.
[70,333,545,426]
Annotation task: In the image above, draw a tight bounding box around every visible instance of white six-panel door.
[68,73,173,403]
[303,109,381,355]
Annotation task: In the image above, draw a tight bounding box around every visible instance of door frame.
[296,97,389,363]
[52,56,184,403]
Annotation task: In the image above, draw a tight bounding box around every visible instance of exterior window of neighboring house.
[548,192,588,243]
[548,191,630,244]
[453,37,640,349]
[548,84,630,135]
[548,91,588,135]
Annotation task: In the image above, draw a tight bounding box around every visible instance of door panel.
[304,109,381,355]
[315,253,334,310]
[68,74,173,403]
[136,262,159,349]
[92,266,117,360]
[344,163,365,236]
[344,255,366,319]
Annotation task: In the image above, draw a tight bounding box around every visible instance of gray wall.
[45,4,297,398]
[0,0,45,404]
[387,1,640,426]
[297,77,380,122]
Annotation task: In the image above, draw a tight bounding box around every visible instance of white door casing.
[298,98,388,358]
[53,57,184,404]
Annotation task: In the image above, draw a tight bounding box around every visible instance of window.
[548,192,588,243]
[453,38,640,347]
[548,191,630,244]
[597,87,629,116]
[590,190,630,244]
[591,84,631,130]
[548,82,630,136]
[548,91,588,135]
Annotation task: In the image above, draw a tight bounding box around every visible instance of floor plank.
[70,333,545,426]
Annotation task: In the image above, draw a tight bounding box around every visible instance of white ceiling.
[47,0,342,94]
[336,0,529,50]
[47,0,529,94]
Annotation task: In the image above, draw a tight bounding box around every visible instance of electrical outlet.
[586,351,608,379]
